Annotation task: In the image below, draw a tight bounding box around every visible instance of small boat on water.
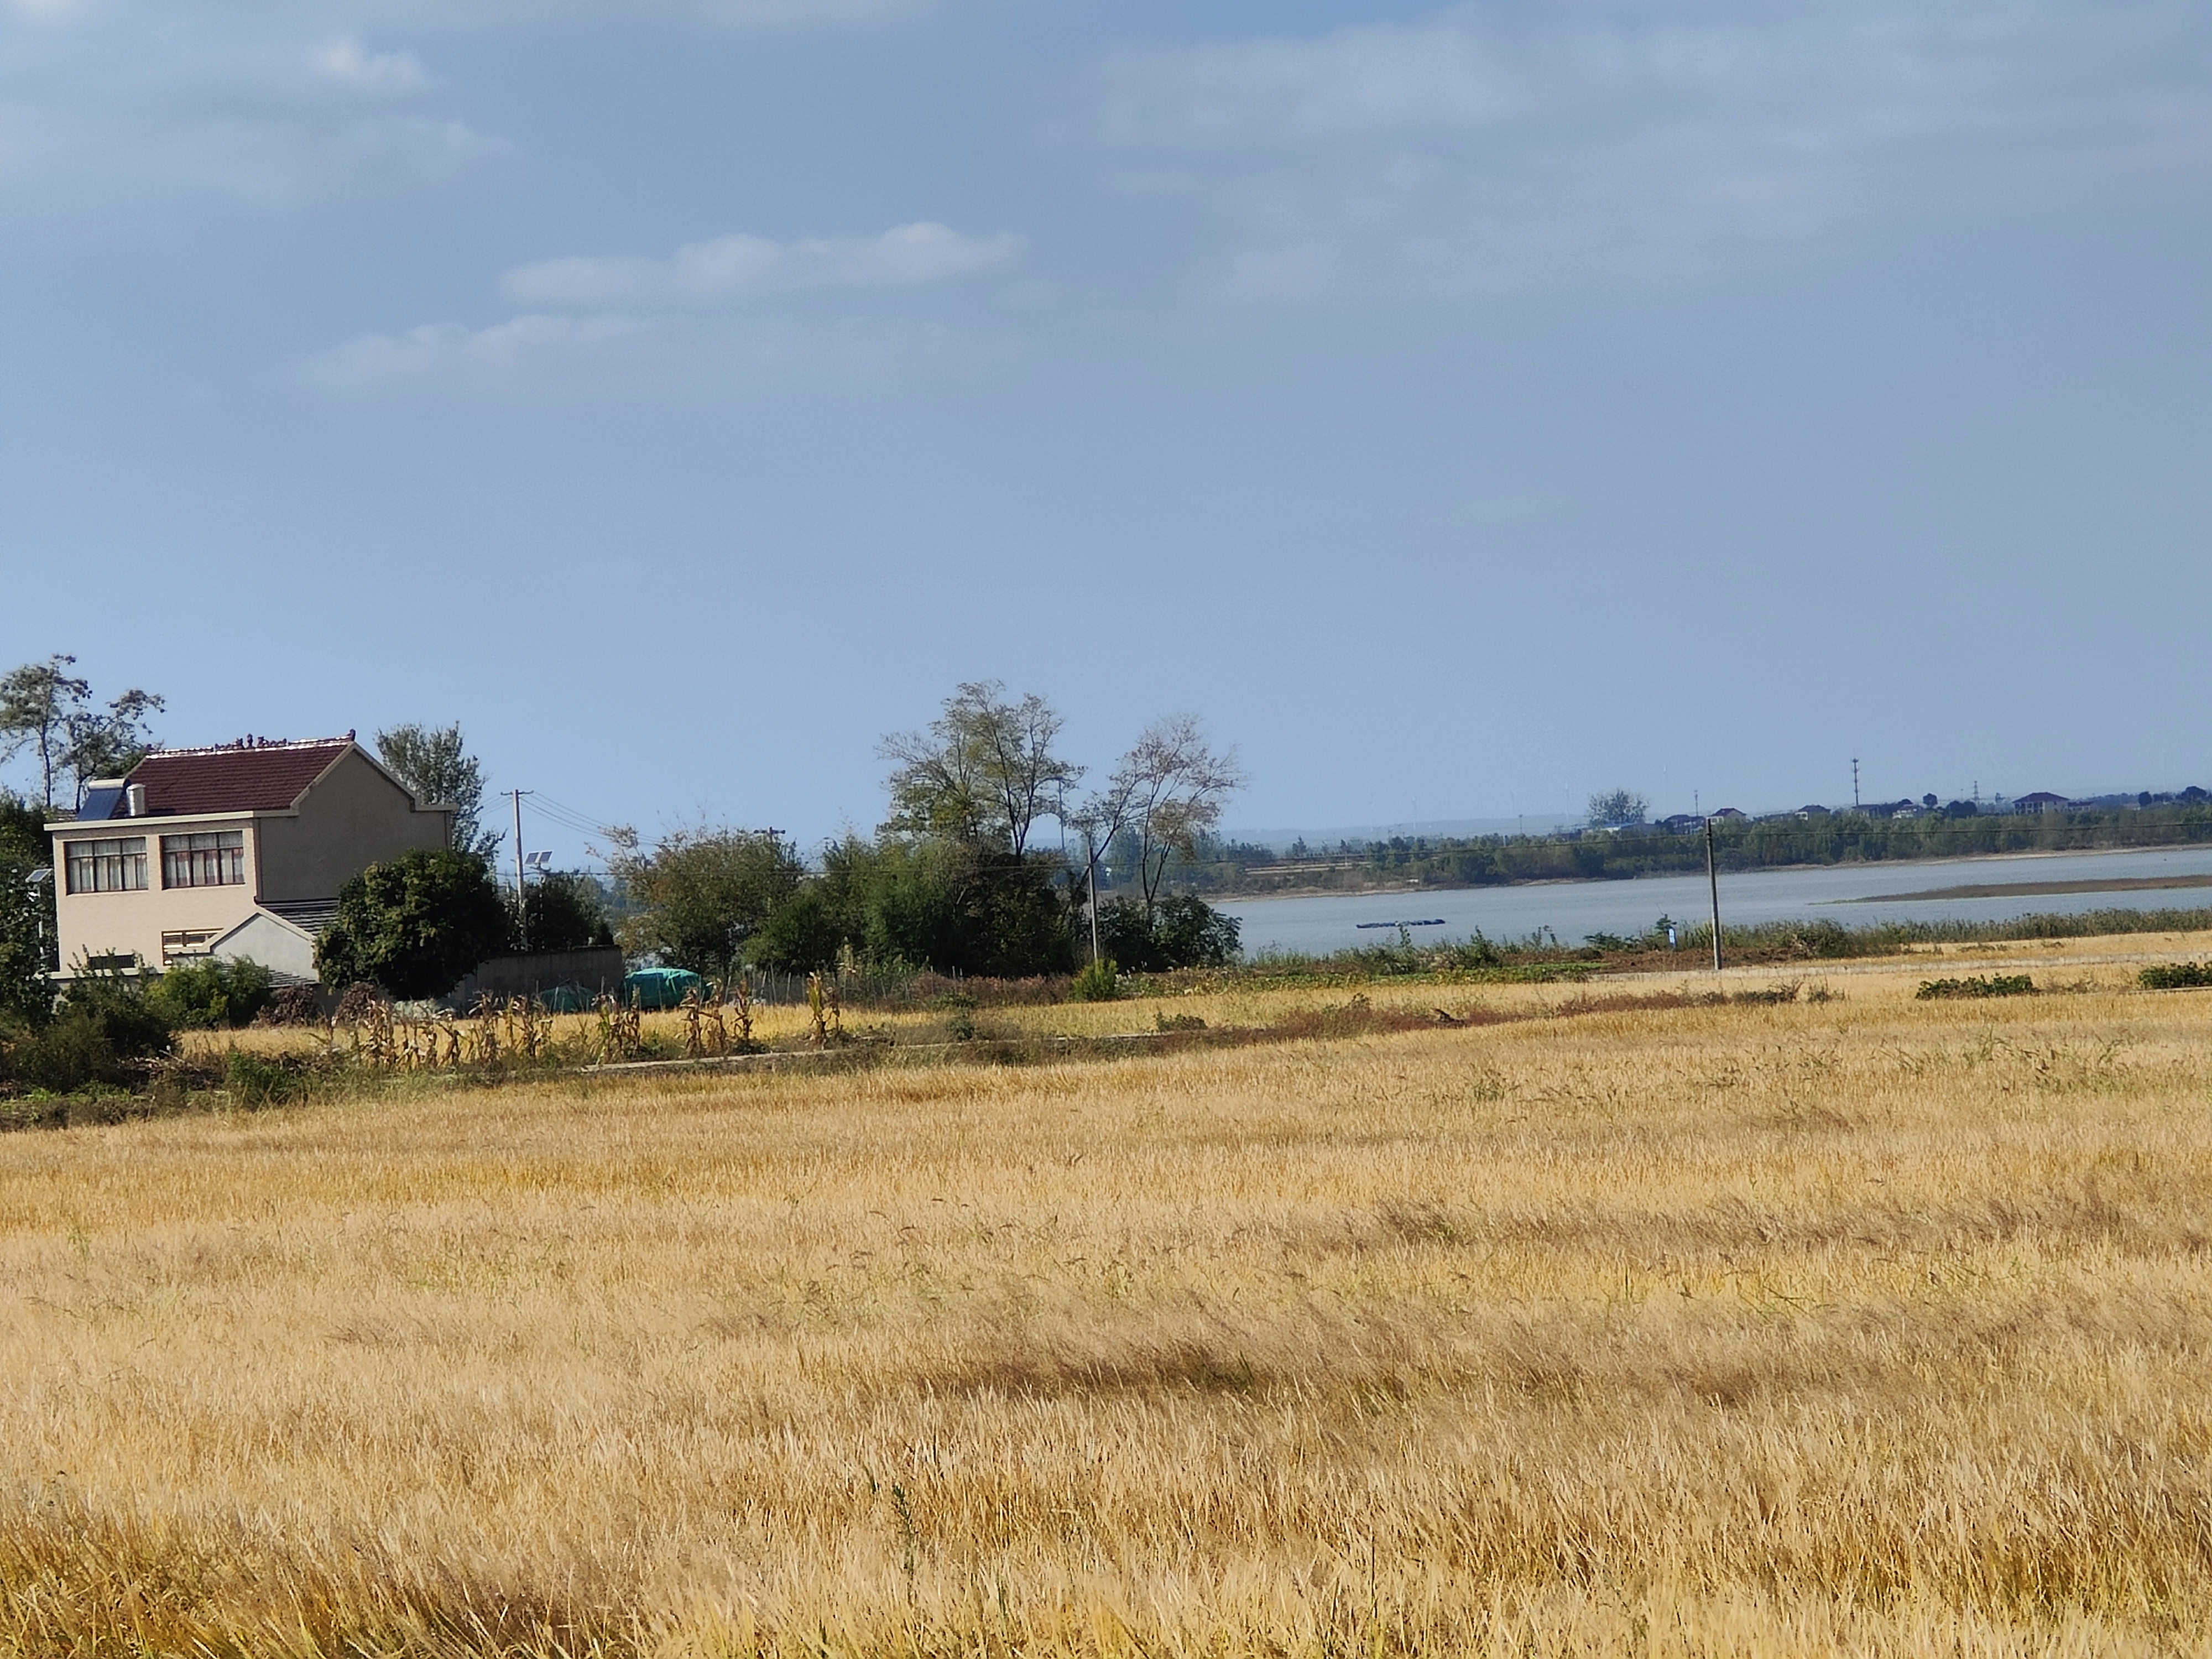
[1355,919,1447,930]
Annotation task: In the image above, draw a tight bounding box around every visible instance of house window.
[161,929,220,965]
[163,831,246,889]
[65,837,147,894]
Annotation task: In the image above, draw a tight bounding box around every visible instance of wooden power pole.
[1705,816,1724,973]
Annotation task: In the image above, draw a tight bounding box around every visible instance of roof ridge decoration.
[139,733,355,758]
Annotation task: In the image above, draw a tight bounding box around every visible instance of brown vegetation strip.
[1848,871,2212,901]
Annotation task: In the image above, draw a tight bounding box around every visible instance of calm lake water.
[1218,844,2212,958]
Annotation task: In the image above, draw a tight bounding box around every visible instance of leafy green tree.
[748,884,846,975]
[0,792,56,1026]
[0,655,164,811]
[609,827,804,977]
[748,836,1075,980]
[879,682,1081,855]
[0,859,54,1027]
[65,688,164,802]
[375,723,502,860]
[1587,789,1649,828]
[517,871,614,953]
[1095,894,1240,972]
[316,848,513,998]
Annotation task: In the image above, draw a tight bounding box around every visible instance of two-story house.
[48,736,453,983]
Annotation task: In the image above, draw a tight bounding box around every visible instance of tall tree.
[0,656,164,811]
[606,826,805,977]
[1587,789,1649,828]
[64,688,164,805]
[375,723,502,860]
[1077,716,1244,915]
[315,847,513,999]
[879,682,1081,855]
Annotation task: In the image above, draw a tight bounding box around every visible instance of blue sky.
[3,0,2208,859]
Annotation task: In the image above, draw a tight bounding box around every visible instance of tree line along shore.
[1174,800,2212,898]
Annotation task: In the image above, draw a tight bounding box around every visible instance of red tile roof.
[126,739,354,816]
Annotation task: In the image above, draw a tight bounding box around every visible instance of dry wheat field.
[6,949,2212,1656]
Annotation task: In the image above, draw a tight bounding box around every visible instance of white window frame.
[65,837,148,894]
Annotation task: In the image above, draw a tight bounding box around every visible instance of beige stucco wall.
[212,911,318,982]
[51,816,262,973]
[254,749,451,904]
[49,746,453,977]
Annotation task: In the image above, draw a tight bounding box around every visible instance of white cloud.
[316,36,428,95]
[355,0,932,27]
[0,8,504,207]
[1087,0,2212,300]
[305,312,644,385]
[500,222,1026,306]
[302,307,1016,394]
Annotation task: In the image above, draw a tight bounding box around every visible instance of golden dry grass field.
[11,939,2212,1656]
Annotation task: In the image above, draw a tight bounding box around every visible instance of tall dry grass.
[11,958,2212,1655]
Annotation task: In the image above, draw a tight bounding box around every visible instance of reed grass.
[12,948,2212,1654]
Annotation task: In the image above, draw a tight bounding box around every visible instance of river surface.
[1218,844,2212,958]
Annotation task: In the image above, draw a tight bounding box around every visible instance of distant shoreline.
[1843,872,2212,903]
[1211,841,2212,906]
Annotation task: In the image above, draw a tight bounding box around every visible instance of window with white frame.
[162,830,246,889]
[65,837,148,894]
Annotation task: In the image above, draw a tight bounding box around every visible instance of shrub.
[0,849,55,1027]
[517,872,615,954]
[1070,958,1120,1002]
[316,848,512,999]
[149,957,274,1029]
[0,971,175,1092]
[2140,962,2212,990]
[223,1050,302,1108]
[1095,896,1241,973]
[1916,974,2034,1000]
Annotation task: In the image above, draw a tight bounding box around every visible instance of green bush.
[149,957,274,1029]
[0,849,55,1027]
[2140,962,2212,990]
[1915,974,2034,1000]
[0,971,175,1092]
[1070,958,1120,1002]
[517,872,615,953]
[223,1049,302,1108]
[316,848,512,999]
[1095,896,1241,973]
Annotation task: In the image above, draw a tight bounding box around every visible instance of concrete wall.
[51,816,261,973]
[451,947,628,1003]
[211,911,319,983]
[255,748,452,904]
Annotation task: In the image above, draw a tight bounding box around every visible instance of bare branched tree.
[879,682,1081,855]
[1077,716,1244,915]
[0,655,164,811]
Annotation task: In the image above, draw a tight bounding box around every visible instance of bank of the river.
[1218,842,2212,958]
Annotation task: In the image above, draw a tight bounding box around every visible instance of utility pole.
[1705,816,1724,973]
[1084,828,1102,964]
[1853,758,1860,810]
[505,790,533,949]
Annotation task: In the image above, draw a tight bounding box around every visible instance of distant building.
[1658,813,1704,834]
[1796,804,1833,820]
[2013,791,2073,815]
[1709,807,1747,821]
[49,736,453,982]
